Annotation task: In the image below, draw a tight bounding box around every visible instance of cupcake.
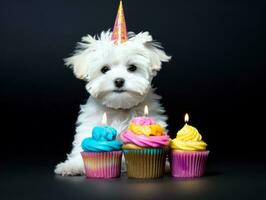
[120,116,170,179]
[81,126,123,178]
[170,122,209,178]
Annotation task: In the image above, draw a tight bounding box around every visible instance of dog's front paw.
[54,161,84,176]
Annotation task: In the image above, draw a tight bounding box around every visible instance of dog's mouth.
[96,89,143,99]
[113,89,126,93]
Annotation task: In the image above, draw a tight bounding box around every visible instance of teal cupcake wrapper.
[123,148,165,154]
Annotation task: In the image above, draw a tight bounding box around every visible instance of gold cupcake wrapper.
[123,148,168,179]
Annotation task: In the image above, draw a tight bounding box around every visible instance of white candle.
[102,112,107,125]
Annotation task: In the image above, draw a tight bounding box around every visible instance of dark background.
[1,0,266,171]
[1,0,266,199]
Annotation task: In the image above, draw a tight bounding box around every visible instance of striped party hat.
[111,1,128,45]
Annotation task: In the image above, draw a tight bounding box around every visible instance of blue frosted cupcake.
[81,126,123,178]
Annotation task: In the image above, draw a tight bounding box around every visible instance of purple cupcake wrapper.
[81,151,122,179]
[171,150,209,178]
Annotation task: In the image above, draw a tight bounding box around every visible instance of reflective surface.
[1,159,265,200]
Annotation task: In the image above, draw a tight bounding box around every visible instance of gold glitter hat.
[111,1,128,45]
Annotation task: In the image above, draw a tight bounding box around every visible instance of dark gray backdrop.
[1,0,266,163]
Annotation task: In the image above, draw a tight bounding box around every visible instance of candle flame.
[144,105,149,116]
[102,112,107,125]
[184,113,189,123]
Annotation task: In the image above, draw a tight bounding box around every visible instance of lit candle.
[144,105,149,117]
[102,112,108,125]
[184,113,189,124]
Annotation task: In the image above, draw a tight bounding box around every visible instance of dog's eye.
[101,66,110,74]
[128,65,137,72]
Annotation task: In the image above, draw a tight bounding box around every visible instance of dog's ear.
[130,32,171,75]
[64,34,96,80]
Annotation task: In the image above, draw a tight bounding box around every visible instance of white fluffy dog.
[54,31,171,176]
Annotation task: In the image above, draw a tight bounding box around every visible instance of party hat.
[111,1,128,45]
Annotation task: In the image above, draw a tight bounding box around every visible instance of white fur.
[55,31,171,176]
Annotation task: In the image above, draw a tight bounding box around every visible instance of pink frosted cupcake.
[120,117,170,179]
[170,123,209,178]
[81,126,122,179]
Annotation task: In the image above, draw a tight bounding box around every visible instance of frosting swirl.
[170,124,207,151]
[81,126,122,152]
[128,123,164,136]
[131,117,155,125]
[120,116,170,148]
[120,130,169,148]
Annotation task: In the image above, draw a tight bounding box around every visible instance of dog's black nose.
[114,78,125,88]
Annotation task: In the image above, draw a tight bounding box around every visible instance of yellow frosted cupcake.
[170,115,209,178]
